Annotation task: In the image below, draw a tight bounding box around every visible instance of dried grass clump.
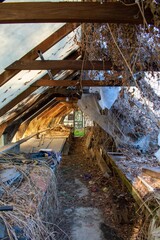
[75,9,160,151]
[147,191,160,240]
[136,191,160,240]
[0,155,59,240]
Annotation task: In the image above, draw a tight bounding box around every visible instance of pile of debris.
[0,150,60,240]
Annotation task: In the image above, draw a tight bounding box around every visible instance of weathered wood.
[0,50,80,118]
[0,2,153,24]
[33,79,126,87]
[54,108,73,125]
[4,120,22,143]
[38,103,64,119]
[85,131,93,149]
[0,23,80,86]
[24,98,58,123]
[138,176,154,192]
[0,122,8,139]
[95,149,111,178]
[40,105,67,128]
[142,167,160,179]
[0,87,38,118]
[103,148,153,214]
[16,121,30,141]
[16,94,59,125]
[6,60,121,71]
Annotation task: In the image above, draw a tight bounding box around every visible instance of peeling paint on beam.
[0,2,153,24]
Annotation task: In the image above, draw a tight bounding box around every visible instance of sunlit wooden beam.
[0,2,153,24]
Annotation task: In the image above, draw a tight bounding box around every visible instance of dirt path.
[56,137,139,240]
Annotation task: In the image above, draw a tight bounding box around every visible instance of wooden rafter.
[0,23,80,86]
[39,103,65,120]
[0,2,153,24]
[33,79,128,87]
[15,95,59,126]
[0,50,80,118]
[37,102,64,119]
[54,107,73,125]
[22,98,58,124]
[0,87,38,118]
[1,95,72,138]
[6,60,121,71]
[15,100,61,139]
[53,106,71,120]
[2,92,50,128]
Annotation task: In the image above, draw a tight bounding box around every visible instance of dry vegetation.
[74,3,160,238]
[75,0,160,152]
[0,153,59,240]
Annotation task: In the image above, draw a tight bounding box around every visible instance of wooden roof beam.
[0,23,80,86]
[15,95,60,125]
[6,60,121,71]
[0,2,153,24]
[39,103,65,120]
[0,87,38,118]
[22,98,58,124]
[33,79,130,87]
[0,50,80,118]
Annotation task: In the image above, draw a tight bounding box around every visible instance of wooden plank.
[0,2,153,24]
[2,92,49,128]
[33,79,126,87]
[15,94,59,125]
[142,167,160,179]
[6,60,121,71]
[22,99,59,124]
[0,23,80,86]
[38,103,64,119]
[103,148,153,214]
